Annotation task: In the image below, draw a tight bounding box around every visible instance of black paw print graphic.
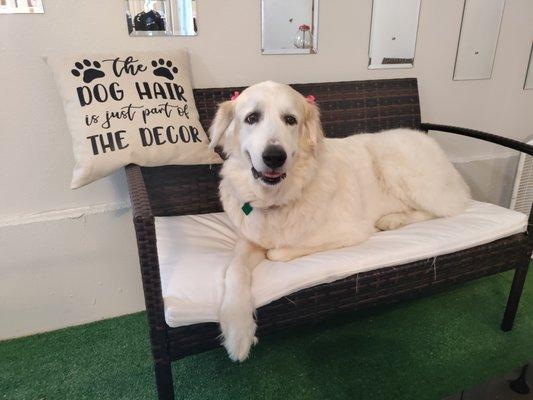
[152,59,178,81]
[71,59,105,84]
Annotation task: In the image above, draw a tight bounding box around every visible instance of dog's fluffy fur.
[209,81,470,361]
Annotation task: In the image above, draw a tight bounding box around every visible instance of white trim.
[0,201,131,228]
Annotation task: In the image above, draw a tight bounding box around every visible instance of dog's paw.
[219,302,257,362]
[267,248,296,262]
[375,213,407,231]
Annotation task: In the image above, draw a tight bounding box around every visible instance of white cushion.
[155,201,527,328]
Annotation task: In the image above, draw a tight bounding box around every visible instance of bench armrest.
[125,164,154,222]
[421,123,533,230]
[420,123,533,156]
[125,164,169,346]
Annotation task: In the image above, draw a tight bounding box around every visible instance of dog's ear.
[208,100,235,150]
[301,100,324,153]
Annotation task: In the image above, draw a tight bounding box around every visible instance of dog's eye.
[245,112,260,125]
[284,115,297,126]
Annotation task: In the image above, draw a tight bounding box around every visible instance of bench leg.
[501,263,529,332]
[154,360,174,400]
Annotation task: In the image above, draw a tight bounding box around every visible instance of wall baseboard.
[0,201,131,228]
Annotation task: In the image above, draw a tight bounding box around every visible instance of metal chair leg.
[501,263,529,332]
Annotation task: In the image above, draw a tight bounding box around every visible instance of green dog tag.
[241,202,253,215]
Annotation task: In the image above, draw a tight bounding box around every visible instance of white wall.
[1,0,532,340]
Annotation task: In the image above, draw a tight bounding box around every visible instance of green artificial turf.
[1,270,532,400]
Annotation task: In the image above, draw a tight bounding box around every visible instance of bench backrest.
[140,78,421,217]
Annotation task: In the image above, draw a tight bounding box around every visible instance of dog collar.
[241,202,253,215]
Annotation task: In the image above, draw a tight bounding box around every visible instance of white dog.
[208,81,470,361]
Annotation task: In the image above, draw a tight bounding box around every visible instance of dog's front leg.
[220,239,265,361]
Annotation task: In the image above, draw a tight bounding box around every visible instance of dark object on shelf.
[445,362,531,399]
[382,57,414,64]
[125,78,533,400]
[134,10,165,32]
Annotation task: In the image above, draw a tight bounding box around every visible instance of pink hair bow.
[231,91,240,101]
[306,95,316,104]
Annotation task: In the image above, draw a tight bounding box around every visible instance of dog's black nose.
[262,145,287,169]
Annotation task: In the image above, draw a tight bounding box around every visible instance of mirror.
[368,0,420,69]
[453,0,506,80]
[125,0,197,36]
[261,0,318,55]
[524,43,533,90]
[0,0,44,14]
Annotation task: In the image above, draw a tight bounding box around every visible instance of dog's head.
[209,81,324,187]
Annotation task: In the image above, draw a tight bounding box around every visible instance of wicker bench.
[125,78,533,400]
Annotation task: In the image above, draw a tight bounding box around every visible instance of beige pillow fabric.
[47,50,221,188]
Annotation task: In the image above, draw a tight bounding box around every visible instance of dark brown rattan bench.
[125,78,533,400]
